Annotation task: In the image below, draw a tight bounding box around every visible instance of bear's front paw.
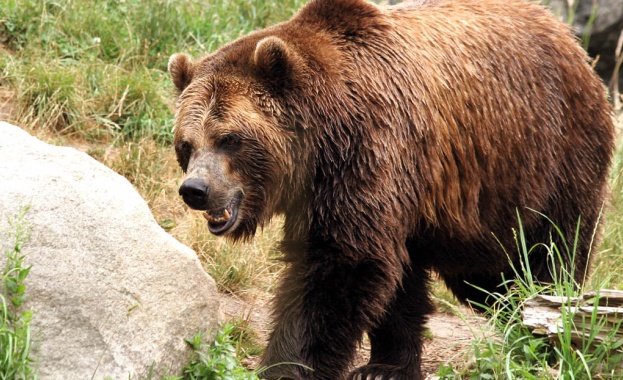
[348,364,422,380]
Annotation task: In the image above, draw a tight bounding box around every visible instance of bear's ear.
[254,36,303,84]
[168,53,195,92]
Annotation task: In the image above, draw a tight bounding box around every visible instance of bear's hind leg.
[348,266,434,380]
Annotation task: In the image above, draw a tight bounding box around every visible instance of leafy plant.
[0,206,36,380]
[178,323,261,380]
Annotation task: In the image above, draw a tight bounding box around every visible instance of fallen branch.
[522,289,623,371]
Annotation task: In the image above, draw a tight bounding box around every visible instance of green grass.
[3,55,175,143]
[542,0,599,50]
[0,0,305,143]
[175,321,311,380]
[437,211,623,379]
[0,206,36,380]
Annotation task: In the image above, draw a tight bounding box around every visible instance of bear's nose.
[179,178,210,210]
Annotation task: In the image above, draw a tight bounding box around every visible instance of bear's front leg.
[260,243,406,380]
[347,265,433,380]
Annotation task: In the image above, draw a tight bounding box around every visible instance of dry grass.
[174,214,284,295]
[590,114,623,290]
[88,138,285,294]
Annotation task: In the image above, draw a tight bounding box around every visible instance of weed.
[173,322,312,380]
[104,138,177,209]
[101,322,265,380]
[541,0,599,51]
[178,323,261,380]
[0,206,36,380]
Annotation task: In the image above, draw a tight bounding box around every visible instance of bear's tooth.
[202,212,209,221]
[223,209,231,221]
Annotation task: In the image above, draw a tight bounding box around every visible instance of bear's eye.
[216,133,242,152]
[175,140,193,172]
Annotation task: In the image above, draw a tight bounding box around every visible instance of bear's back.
[292,0,613,238]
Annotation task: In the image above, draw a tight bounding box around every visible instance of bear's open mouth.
[203,192,242,235]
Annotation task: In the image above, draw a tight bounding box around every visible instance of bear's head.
[169,35,314,241]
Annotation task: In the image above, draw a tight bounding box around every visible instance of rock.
[0,122,219,380]
[547,0,623,90]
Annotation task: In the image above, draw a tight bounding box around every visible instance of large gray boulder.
[0,122,219,380]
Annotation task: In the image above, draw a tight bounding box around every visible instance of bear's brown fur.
[169,0,615,379]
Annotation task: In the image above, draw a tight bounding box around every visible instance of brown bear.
[168,0,615,379]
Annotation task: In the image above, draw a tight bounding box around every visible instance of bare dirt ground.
[219,292,487,379]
